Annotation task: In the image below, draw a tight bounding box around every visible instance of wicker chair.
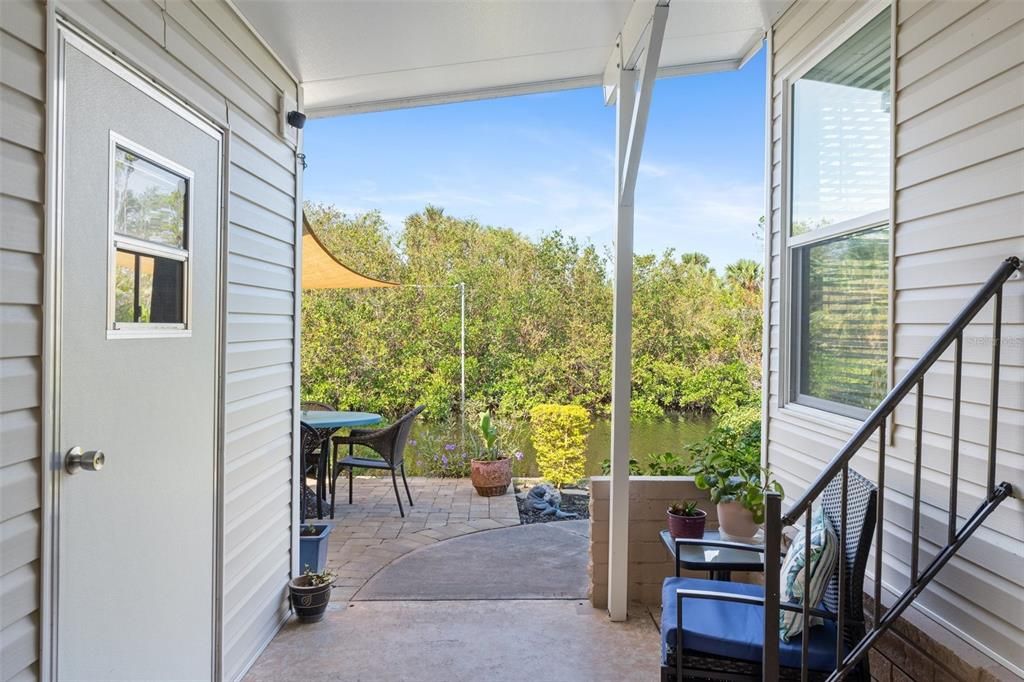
[661,469,877,681]
[330,406,424,518]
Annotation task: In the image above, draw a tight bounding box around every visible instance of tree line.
[301,203,763,422]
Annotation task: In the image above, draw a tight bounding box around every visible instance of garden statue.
[526,484,578,519]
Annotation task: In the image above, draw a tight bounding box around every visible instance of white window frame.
[106,132,194,338]
[778,0,894,425]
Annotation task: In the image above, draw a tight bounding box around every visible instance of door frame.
[42,18,228,680]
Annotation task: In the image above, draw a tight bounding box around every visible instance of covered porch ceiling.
[231,0,793,117]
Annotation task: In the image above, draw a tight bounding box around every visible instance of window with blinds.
[788,7,891,418]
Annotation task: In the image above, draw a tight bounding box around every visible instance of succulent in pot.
[469,412,512,496]
[288,567,336,623]
[666,499,707,539]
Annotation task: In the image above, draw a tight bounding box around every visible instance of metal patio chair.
[300,400,337,503]
[299,421,328,522]
[330,405,424,518]
[660,469,877,681]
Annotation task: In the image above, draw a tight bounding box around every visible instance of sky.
[303,49,766,271]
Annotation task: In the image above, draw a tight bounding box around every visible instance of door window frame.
[107,132,195,337]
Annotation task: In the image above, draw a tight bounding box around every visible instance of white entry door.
[56,37,222,680]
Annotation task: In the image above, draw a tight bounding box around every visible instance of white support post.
[606,0,669,622]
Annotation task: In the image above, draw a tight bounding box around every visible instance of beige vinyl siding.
[766,0,1024,673]
[0,1,301,679]
[0,1,46,679]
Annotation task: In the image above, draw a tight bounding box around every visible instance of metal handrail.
[759,256,1021,682]
[782,256,1021,525]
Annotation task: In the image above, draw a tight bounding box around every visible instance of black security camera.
[287,110,307,129]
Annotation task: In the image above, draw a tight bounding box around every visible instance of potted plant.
[689,417,784,539]
[299,523,331,573]
[288,567,336,623]
[667,500,707,539]
[469,412,512,496]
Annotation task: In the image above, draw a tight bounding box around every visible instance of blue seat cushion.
[661,577,839,672]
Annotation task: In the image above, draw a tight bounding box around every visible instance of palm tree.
[725,259,763,293]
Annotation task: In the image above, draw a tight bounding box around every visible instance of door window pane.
[791,8,890,235]
[795,227,888,413]
[112,147,187,249]
[114,249,184,324]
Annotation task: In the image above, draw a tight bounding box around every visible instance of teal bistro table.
[300,410,383,518]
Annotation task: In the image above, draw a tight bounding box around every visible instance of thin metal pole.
[874,419,886,627]
[459,281,466,431]
[948,334,962,544]
[987,287,1002,497]
[911,379,923,584]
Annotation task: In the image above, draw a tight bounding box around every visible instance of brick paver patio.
[313,476,521,602]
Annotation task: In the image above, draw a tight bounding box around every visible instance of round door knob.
[65,447,105,474]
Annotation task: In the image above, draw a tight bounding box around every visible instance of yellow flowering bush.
[529,404,591,487]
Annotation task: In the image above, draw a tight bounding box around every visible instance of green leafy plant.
[530,404,592,487]
[668,500,702,517]
[688,415,783,524]
[646,451,690,476]
[599,457,642,476]
[302,566,336,586]
[472,411,502,461]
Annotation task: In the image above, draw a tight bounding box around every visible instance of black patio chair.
[660,468,877,681]
[299,421,328,522]
[330,405,424,518]
[301,401,336,496]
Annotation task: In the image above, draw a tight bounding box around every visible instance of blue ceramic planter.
[299,524,331,573]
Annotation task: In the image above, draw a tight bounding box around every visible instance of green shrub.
[530,404,592,487]
[646,451,691,476]
[630,396,664,421]
[599,457,642,476]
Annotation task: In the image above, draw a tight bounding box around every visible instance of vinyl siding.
[0,1,301,679]
[766,0,1024,673]
[0,1,45,678]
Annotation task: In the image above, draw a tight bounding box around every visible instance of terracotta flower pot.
[288,575,333,623]
[667,508,707,539]
[717,500,759,538]
[470,457,511,497]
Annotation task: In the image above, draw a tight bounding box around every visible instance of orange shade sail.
[301,213,398,290]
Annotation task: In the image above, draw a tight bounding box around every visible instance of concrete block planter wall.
[589,476,737,608]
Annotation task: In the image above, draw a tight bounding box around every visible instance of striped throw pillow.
[779,505,839,641]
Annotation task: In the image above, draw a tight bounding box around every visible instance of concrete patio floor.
[312,476,521,602]
[244,599,661,681]
[355,519,590,601]
[252,480,653,681]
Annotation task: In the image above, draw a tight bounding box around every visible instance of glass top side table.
[659,530,766,581]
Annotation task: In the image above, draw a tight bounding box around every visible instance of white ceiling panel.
[231,0,792,116]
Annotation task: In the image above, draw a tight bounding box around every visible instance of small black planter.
[288,575,333,623]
